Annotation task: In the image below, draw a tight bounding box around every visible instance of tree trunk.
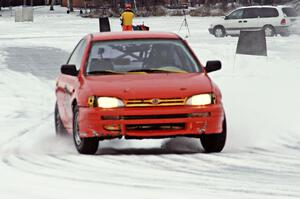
[133,0,137,10]
[50,0,55,10]
[112,0,117,10]
[67,0,74,12]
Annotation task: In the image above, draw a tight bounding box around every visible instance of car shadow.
[96,137,204,155]
[4,47,69,79]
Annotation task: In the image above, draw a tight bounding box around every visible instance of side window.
[227,9,244,19]
[282,7,298,17]
[243,8,260,19]
[260,8,279,18]
[67,39,87,70]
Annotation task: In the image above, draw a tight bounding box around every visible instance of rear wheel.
[73,105,99,154]
[54,102,67,136]
[200,118,227,153]
[213,26,226,37]
[263,25,275,37]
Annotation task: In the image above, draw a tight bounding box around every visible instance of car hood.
[82,73,212,99]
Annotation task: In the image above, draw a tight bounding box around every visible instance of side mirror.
[61,64,78,76]
[205,61,222,73]
[224,16,229,20]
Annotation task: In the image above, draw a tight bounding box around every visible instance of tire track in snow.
[1,39,300,198]
[2,121,300,199]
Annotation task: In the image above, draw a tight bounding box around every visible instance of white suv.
[209,5,299,37]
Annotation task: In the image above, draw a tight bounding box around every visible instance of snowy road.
[0,6,300,199]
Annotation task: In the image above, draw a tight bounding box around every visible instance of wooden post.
[50,0,55,10]
[67,0,74,12]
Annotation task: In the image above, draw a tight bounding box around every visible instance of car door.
[241,8,262,31]
[62,39,87,129]
[224,8,245,35]
[260,8,280,28]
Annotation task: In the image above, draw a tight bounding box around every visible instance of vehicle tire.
[55,102,68,136]
[73,105,99,154]
[213,26,226,38]
[263,25,275,37]
[200,117,227,153]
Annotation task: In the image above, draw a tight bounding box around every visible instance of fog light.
[104,124,121,131]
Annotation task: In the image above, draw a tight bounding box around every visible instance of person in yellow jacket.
[120,3,135,31]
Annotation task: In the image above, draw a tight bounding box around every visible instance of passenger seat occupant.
[89,58,114,72]
[120,3,135,31]
[144,44,175,69]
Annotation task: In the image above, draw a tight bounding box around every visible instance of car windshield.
[85,39,200,75]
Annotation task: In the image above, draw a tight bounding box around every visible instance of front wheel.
[200,118,227,153]
[213,26,226,37]
[73,105,99,154]
[55,102,67,136]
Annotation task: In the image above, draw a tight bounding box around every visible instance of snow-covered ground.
[0,6,300,199]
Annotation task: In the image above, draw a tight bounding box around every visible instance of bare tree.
[67,0,74,12]
[111,0,117,10]
[50,0,55,11]
[171,0,179,5]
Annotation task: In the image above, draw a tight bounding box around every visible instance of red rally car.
[55,32,226,154]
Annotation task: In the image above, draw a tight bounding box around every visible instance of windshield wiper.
[87,70,124,75]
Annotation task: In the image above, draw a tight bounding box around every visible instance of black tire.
[263,25,275,37]
[73,105,99,154]
[213,26,226,38]
[200,118,227,153]
[55,102,68,136]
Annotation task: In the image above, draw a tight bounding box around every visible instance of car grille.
[126,123,185,131]
[101,113,210,121]
[124,97,186,107]
[102,114,189,120]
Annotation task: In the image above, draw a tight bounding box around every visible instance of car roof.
[237,5,293,9]
[90,31,181,42]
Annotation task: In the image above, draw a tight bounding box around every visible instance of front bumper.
[78,105,225,139]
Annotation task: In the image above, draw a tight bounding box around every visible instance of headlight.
[97,97,124,108]
[186,94,213,106]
